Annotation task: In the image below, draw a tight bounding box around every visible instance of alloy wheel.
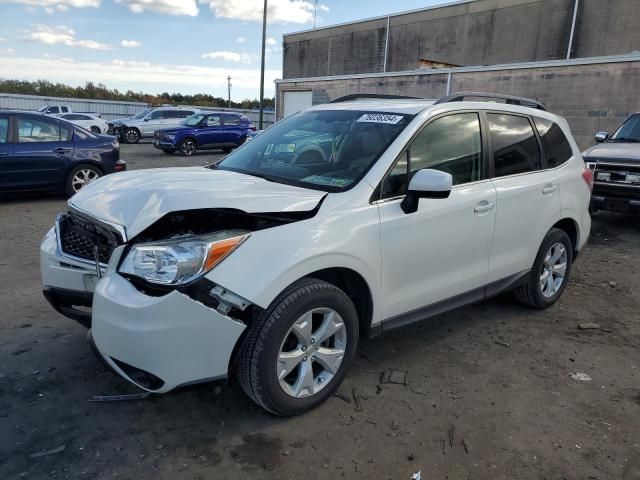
[539,242,568,298]
[125,129,139,143]
[181,140,196,156]
[276,308,347,399]
[71,168,100,192]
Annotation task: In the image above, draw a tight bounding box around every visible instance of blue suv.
[153,112,255,156]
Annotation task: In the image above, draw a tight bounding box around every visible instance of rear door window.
[223,114,241,126]
[206,115,222,127]
[0,118,8,143]
[533,117,573,168]
[18,118,67,142]
[488,113,541,177]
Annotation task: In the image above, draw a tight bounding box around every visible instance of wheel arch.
[551,217,579,259]
[180,135,198,147]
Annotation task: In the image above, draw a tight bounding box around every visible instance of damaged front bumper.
[91,271,246,393]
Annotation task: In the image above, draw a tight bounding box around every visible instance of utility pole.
[314,0,318,28]
[258,0,267,130]
[227,75,232,108]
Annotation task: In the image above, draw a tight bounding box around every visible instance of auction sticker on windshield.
[357,113,404,124]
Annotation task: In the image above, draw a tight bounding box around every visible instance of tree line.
[0,79,275,109]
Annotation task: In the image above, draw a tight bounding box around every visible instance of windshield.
[132,108,152,120]
[183,114,206,126]
[215,110,413,192]
[37,106,49,112]
[610,114,640,143]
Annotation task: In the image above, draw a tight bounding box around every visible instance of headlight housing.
[119,230,250,285]
[164,134,176,140]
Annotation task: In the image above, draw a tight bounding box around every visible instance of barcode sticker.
[357,113,404,124]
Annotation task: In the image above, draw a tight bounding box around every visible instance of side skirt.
[377,270,530,335]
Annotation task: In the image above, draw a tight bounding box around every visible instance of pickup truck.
[38,105,73,115]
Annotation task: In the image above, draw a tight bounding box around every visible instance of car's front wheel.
[65,164,102,196]
[90,126,101,134]
[237,278,359,416]
[123,128,140,144]
[179,138,197,156]
[513,227,573,308]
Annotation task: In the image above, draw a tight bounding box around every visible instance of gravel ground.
[1,142,639,480]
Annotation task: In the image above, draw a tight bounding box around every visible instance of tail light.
[582,165,594,191]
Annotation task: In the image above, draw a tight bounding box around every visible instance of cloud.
[202,0,328,24]
[0,47,15,54]
[121,39,141,48]
[0,37,6,42]
[236,36,246,44]
[266,37,277,46]
[202,50,252,64]
[0,0,99,8]
[22,24,113,50]
[115,0,198,16]
[0,54,280,97]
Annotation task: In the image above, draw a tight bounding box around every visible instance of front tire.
[90,126,101,134]
[65,164,102,196]
[123,127,140,144]
[179,138,197,156]
[236,278,359,416]
[513,228,573,308]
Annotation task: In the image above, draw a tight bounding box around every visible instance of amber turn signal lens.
[204,235,249,272]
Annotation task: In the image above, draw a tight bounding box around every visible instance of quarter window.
[534,117,573,168]
[488,113,541,177]
[0,118,8,143]
[381,113,483,198]
[18,118,68,143]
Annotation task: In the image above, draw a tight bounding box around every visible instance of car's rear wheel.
[123,128,140,144]
[513,228,573,308]
[179,138,197,156]
[236,278,359,416]
[90,126,101,134]
[65,164,102,196]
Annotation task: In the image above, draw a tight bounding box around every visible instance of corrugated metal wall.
[0,93,275,126]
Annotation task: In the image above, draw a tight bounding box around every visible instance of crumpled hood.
[583,142,640,163]
[69,167,326,238]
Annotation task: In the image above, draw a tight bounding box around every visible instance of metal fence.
[0,92,275,126]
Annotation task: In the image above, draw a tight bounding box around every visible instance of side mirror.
[595,131,608,143]
[401,169,453,214]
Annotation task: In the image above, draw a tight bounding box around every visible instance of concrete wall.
[283,0,640,78]
[276,60,640,150]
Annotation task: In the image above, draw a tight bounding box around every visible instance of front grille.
[58,213,120,264]
[594,162,640,185]
[153,131,163,140]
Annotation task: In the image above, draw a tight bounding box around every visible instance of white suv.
[111,107,199,144]
[40,93,592,415]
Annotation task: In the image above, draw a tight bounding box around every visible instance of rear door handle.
[474,201,495,213]
[54,147,72,154]
[542,184,558,194]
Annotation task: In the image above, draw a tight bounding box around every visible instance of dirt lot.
[1,142,639,480]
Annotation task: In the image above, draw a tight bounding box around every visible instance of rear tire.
[513,228,573,309]
[65,164,102,197]
[236,278,359,416]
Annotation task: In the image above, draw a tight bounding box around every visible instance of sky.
[0,0,449,101]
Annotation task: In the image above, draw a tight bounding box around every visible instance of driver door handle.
[54,147,71,154]
[474,201,495,213]
[542,183,558,194]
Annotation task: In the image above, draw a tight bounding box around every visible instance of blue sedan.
[153,112,255,156]
[0,111,125,196]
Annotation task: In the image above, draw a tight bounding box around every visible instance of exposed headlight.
[119,230,250,285]
[164,134,176,140]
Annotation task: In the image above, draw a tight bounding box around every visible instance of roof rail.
[435,91,546,111]
[330,94,422,103]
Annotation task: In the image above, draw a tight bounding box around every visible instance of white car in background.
[110,107,200,144]
[41,92,592,416]
[58,113,110,135]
